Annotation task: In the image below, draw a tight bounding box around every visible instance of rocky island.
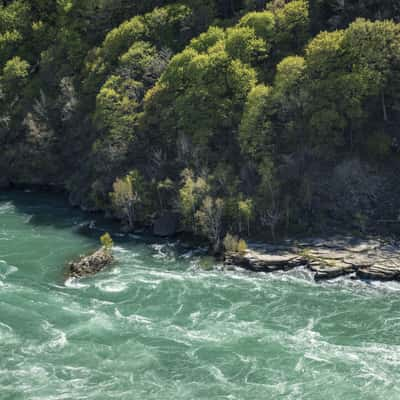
[68,233,114,278]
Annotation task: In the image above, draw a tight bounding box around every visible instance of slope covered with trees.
[2,0,400,250]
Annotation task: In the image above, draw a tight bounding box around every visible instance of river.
[1,191,400,399]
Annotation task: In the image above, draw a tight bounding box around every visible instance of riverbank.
[225,236,400,281]
[4,187,400,283]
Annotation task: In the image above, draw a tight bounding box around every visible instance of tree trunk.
[270,225,276,243]
[382,91,388,122]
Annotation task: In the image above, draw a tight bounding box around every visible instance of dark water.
[1,191,400,399]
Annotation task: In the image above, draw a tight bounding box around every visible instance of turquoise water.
[1,191,400,400]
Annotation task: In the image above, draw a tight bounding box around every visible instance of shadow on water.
[0,189,198,254]
[0,189,125,244]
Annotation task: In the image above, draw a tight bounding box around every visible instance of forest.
[1,0,400,251]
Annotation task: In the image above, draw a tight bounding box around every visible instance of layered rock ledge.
[68,248,114,278]
[224,237,400,281]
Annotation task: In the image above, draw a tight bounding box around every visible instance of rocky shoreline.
[224,237,400,281]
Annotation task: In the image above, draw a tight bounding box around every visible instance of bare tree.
[260,206,281,242]
[196,196,224,253]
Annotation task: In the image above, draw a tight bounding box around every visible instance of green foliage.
[83,3,198,96]
[238,198,253,235]
[110,170,144,229]
[239,84,273,161]
[275,55,306,92]
[223,233,248,253]
[237,239,248,253]
[2,56,29,88]
[3,0,400,242]
[225,26,268,64]
[238,11,275,41]
[143,3,192,50]
[189,26,225,52]
[119,41,158,81]
[0,0,30,65]
[274,0,310,56]
[95,75,142,140]
[145,23,258,147]
[196,196,224,252]
[100,232,114,251]
[101,15,146,64]
[223,233,238,252]
[179,169,209,229]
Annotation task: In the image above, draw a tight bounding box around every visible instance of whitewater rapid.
[1,191,400,400]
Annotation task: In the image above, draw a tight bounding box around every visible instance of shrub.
[223,233,248,253]
[237,239,248,253]
[100,232,114,251]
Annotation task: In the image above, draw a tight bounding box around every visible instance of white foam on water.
[113,246,131,254]
[146,269,186,281]
[23,215,33,224]
[0,201,15,214]
[0,259,18,278]
[64,277,90,289]
[209,365,229,384]
[48,329,68,349]
[181,250,194,259]
[0,321,16,344]
[115,308,152,325]
[95,279,128,293]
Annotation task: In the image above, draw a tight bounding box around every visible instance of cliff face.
[3,0,400,243]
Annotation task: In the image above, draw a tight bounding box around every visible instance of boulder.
[153,212,179,237]
[225,250,306,273]
[308,260,355,280]
[357,261,400,281]
[68,248,113,278]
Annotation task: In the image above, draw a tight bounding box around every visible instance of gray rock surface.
[224,237,400,282]
[69,248,113,278]
[225,250,305,273]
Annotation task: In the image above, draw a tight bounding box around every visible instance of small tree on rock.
[100,232,114,254]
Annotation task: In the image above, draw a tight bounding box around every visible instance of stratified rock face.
[69,248,113,278]
[225,251,304,273]
[224,237,400,282]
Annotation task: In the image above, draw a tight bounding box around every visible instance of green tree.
[274,0,310,56]
[2,56,30,92]
[179,169,209,230]
[95,75,142,140]
[225,26,267,64]
[148,43,257,147]
[238,198,253,235]
[110,170,143,229]
[239,84,274,161]
[238,10,275,41]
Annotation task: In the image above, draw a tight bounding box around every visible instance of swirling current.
[1,191,400,400]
